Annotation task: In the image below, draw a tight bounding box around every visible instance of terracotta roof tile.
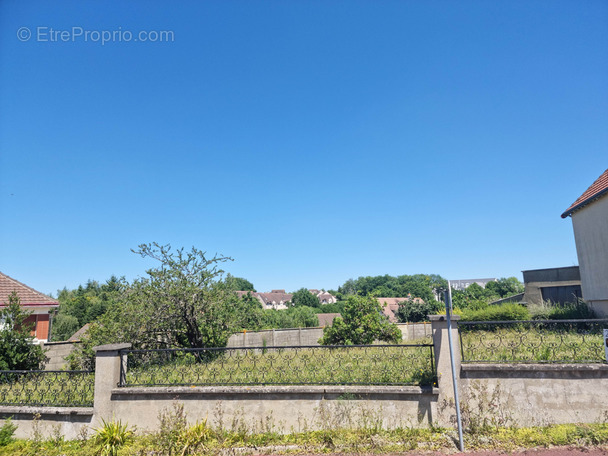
[0,272,59,307]
[317,313,340,326]
[562,169,608,218]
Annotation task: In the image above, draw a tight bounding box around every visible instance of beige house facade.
[561,169,608,316]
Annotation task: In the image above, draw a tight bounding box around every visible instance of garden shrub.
[529,300,595,320]
[396,299,440,323]
[460,303,530,321]
[0,418,17,446]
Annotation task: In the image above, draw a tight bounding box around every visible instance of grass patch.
[460,324,605,363]
[0,371,94,407]
[125,345,437,387]
[2,423,608,455]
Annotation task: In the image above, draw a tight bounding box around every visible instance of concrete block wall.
[227,323,432,348]
[42,341,81,370]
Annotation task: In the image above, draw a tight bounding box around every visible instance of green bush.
[528,300,595,320]
[460,303,530,321]
[396,300,440,323]
[0,418,17,446]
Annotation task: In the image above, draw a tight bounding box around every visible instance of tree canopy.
[53,276,123,341]
[336,274,446,303]
[319,295,401,345]
[225,274,255,292]
[291,288,319,308]
[78,243,244,362]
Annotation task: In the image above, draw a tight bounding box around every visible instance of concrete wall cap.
[0,406,94,416]
[93,343,132,352]
[429,314,461,321]
[112,385,439,396]
[462,363,608,372]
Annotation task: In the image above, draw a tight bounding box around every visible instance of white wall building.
[561,169,608,316]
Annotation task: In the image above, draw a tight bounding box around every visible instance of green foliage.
[261,306,319,329]
[451,277,524,309]
[316,302,345,314]
[53,277,123,341]
[224,274,255,292]
[529,300,595,320]
[337,274,446,303]
[459,303,530,321]
[75,243,242,366]
[156,403,212,456]
[93,418,134,456]
[319,295,401,345]
[51,314,80,342]
[485,277,524,298]
[396,299,440,323]
[0,292,47,370]
[0,418,17,446]
[291,288,319,308]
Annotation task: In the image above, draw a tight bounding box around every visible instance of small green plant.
[179,420,211,456]
[0,417,17,446]
[93,418,134,456]
[157,402,188,455]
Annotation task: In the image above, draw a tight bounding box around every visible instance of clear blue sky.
[1,0,606,296]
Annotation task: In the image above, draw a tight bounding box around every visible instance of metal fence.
[0,370,94,407]
[459,319,608,364]
[119,344,436,387]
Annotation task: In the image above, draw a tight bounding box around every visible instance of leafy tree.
[485,277,524,298]
[396,299,440,323]
[0,292,47,370]
[80,243,239,354]
[259,306,319,329]
[319,295,401,345]
[315,302,345,314]
[336,274,447,303]
[53,276,124,341]
[51,313,80,341]
[234,292,265,330]
[225,274,255,292]
[291,288,319,308]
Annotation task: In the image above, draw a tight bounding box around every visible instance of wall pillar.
[92,343,131,426]
[429,315,461,426]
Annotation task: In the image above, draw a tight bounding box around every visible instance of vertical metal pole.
[445,281,464,451]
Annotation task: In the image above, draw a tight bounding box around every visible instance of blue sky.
[1,0,606,296]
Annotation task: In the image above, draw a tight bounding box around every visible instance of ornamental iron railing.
[119,344,436,387]
[459,319,608,364]
[0,370,94,407]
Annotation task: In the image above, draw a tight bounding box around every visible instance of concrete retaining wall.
[227,322,432,348]
[460,363,608,427]
[109,385,438,433]
[2,317,607,439]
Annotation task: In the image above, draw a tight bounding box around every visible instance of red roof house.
[561,169,608,316]
[0,271,59,343]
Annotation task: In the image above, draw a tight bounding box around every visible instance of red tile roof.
[0,271,59,307]
[562,169,608,218]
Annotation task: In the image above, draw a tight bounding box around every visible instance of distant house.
[0,271,59,343]
[450,278,497,291]
[236,289,338,310]
[377,296,424,322]
[561,169,608,316]
[308,289,338,305]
